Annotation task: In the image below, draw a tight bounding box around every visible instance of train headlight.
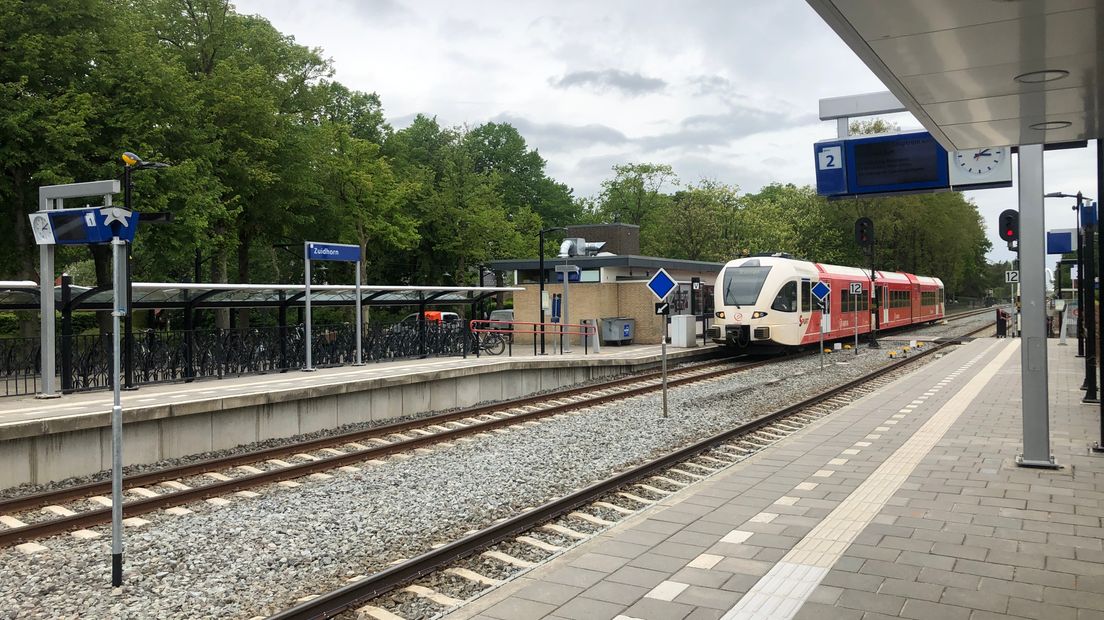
[751,311,768,319]
[715,311,725,319]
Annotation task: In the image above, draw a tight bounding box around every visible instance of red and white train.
[708,254,944,349]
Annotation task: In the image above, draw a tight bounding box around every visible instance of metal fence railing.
[0,322,470,397]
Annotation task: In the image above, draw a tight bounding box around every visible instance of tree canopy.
[0,0,1001,311]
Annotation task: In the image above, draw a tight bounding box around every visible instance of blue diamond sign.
[811,281,831,302]
[647,268,678,301]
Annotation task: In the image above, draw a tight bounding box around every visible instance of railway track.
[0,354,784,548]
[262,320,993,620]
[0,309,991,550]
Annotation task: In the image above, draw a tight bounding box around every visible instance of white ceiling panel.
[807,0,1104,149]
[867,8,1098,77]
[831,0,1091,40]
[942,112,1095,148]
[924,87,1096,126]
[900,52,1098,105]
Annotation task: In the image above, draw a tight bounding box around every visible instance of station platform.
[0,343,718,489]
[449,338,1104,620]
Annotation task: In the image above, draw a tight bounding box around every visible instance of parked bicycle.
[472,331,506,356]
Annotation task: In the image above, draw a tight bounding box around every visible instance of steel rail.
[0,356,782,546]
[0,309,989,544]
[0,352,739,516]
[0,307,986,515]
[264,321,993,620]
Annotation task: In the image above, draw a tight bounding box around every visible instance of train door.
[800,280,814,338]
[881,285,890,326]
[911,284,920,322]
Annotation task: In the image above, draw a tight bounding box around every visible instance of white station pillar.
[1016,144,1057,468]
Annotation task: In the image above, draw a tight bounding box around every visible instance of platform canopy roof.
[806,0,1104,149]
[0,281,522,312]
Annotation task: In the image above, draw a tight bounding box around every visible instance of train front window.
[771,281,797,313]
[723,266,771,306]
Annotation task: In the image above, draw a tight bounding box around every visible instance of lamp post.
[120,152,169,390]
[538,227,566,355]
[1045,191,1096,400]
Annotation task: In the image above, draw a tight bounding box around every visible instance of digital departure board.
[845,132,948,193]
[814,131,954,198]
[852,135,942,187]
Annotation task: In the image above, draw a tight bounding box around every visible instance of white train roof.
[721,255,942,287]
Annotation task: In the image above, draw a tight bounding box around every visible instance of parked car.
[390,311,461,334]
[487,309,514,330]
[487,309,515,341]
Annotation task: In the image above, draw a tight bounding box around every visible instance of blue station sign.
[306,242,361,262]
[1047,229,1076,255]
[28,207,140,245]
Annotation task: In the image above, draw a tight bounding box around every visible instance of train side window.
[771,281,797,313]
[801,281,811,312]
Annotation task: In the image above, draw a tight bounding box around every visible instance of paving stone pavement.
[445,339,1104,620]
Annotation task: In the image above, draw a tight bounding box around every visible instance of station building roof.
[806,0,1104,149]
[0,281,521,312]
[490,254,725,273]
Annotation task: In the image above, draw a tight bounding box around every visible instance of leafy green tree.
[642,179,740,261]
[595,163,677,226]
[463,122,579,226]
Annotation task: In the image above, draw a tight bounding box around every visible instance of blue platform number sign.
[307,242,361,262]
[647,268,678,301]
[811,281,831,303]
[814,141,848,196]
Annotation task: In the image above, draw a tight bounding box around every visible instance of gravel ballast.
[0,317,992,619]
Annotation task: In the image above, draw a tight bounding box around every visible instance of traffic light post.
[855,217,878,348]
[998,209,1020,336]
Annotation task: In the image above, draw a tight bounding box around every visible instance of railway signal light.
[855,217,874,248]
[998,209,1019,242]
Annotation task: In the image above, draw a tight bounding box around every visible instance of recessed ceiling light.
[1030,120,1072,130]
[1014,69,1069,83]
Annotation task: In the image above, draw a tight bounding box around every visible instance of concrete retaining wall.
[0,351,712,489]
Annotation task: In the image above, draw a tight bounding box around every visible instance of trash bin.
[670,315,697,347]
[600,317,635,345]
[580,318,600,353]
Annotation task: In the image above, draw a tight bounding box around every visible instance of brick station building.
[490,225,723,346]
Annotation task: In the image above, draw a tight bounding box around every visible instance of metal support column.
[1078,218,1086,357]
[303,245,315,372]
[278,293,288,372]
[1016,144,1058,468]
[1096,136,1104,451]
[60,275,72,393]
[183,302,195,382]
[38,243,56,398]
[1084,213,1098,402]
[123,243,135,389]
[418,298,427,358]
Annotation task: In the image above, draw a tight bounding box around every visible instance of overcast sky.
[234,0,1097,274]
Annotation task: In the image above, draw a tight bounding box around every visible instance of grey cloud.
[490,113,628,151]
[551,69,667,96]
[689,75,732,97]
[337,0,412,25]
[638,107,788,150]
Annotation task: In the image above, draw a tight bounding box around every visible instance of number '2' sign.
[818,146,842,170]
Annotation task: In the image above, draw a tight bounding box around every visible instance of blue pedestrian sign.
[811,281,831,302]
[306,242,361,262]
[646,268,678,301]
